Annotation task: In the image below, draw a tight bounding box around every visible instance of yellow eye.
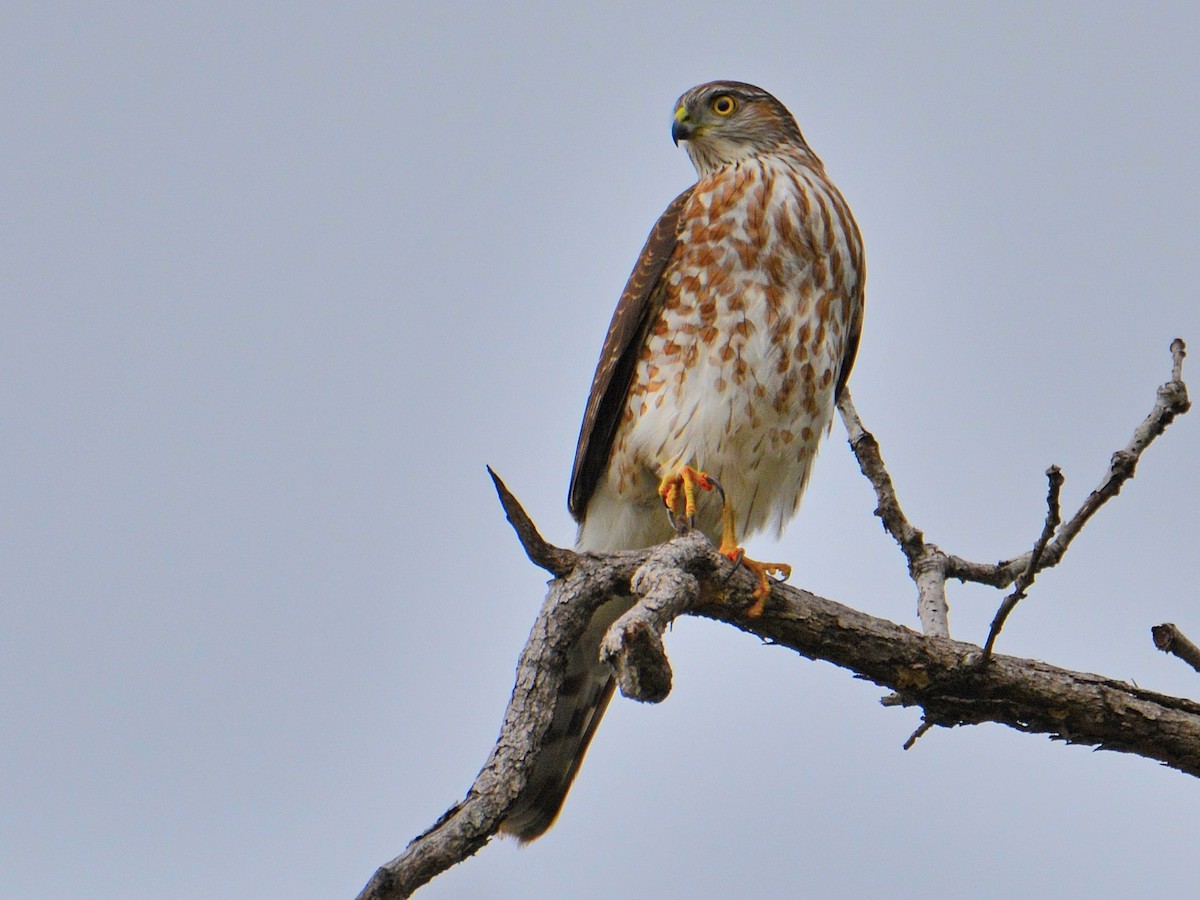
[711,94,736,116]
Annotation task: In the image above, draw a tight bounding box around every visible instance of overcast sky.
[4,4,1200,898]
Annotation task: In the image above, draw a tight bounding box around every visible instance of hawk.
[501,81,864,842]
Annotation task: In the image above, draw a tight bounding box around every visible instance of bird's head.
[671,81,809,177]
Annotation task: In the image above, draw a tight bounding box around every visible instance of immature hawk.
[501,81,864,841]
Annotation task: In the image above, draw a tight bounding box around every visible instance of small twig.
[1019,340,1189,568]
[1153,623,1200,676]
[837,390,925,560]
[903,720,935,750]
[944,339,1190,589]
[487,466,577,577]
[843,342,1187,642]
[839,389,950,636]
[979,466,1065,665]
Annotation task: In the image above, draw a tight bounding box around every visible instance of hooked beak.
[671,105,696,145]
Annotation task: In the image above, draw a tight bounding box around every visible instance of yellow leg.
[716,498,791,618]
[718,502,740,557]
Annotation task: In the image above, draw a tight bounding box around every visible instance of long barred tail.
[499,594,631,842]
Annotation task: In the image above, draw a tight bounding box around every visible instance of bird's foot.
[717,505,789,617]
[721,548,791,617]
[657,465,720,532]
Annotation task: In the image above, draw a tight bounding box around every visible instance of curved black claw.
[721,547,746,585]
[707,475,727,507]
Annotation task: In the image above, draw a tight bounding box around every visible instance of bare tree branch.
[902,720,935,751]
[979,465,1064,665]
[360,340,1192,898]
[837,391,949,636]
[945,340,1190,590]
[1153,623,1200,676]
[362,514,1200,899]
[487,465,576,577]
[357,513,638,900]
[840,341,1190,645]
[835,391,925,560]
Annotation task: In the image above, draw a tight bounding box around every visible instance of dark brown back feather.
[831,188,866,402]
[568,187,693,521]
[834,282,865,403]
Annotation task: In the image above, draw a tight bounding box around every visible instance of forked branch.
[359,341,1191,899]
[839,340,1190,655]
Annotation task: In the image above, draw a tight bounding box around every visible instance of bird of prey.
[501,80,864,842]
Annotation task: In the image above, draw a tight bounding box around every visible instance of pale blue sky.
[4,4,1199,898]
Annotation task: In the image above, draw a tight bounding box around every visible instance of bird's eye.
[711,95,736,116]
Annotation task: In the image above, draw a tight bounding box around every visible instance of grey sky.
[4,4,1199,898]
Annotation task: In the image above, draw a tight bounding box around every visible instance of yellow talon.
[717,493,790,617]
[739,558,792,616]
[659,464,792,616]
[657,465,716,527]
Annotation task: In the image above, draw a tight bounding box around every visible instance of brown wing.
[833,200,866,402]
[568,187,693,521]
[834,281,865,403]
